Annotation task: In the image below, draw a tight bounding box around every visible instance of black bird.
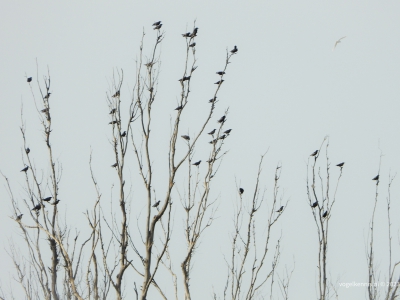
[208,129,216,135]
[109,120,119,125]
[214,80,224,85]
[239,188,244,195]
[152,200,161,208]
[41,108,49,113]
[152,21,161,26]
[190,27,198,37]
[112,91,120,98]
[111,163,118,168]
[32,204,41,211]
[21,166,29,172]
[209,139,217,144]
[27,77,32,83]
[276,206,284,213]
[311,201,318,208]
[193,160,201,166]
[209,97,217,103]
[175,106,183,110]
[322,211,328,218]
[216,71,225,76]
[42,197,52,202]
[154,24,162,30]
[217,116,226,123]
[44,93,51,99]
[372,175,379,181]
[178,76,191,82]
[121,131,126,137]
[109,108,116,114]
[192,66,198,72]
[52,200,60,205]
[230,45,238,54]
[144,62,154,67]
[189,43,196,47]
[336,162,345,167]
[219,134,226,140]
[310,150,318,157]
[16,214,23,221]
[182,32,191,38]
[181,135,190,141]
[224,129,232,134]
[25,148,30,154]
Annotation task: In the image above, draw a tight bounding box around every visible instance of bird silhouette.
[209,139,217,144]
[25,148,30,154]
[189,43,196,48]
[111,163,118,168]
[109,108,116,114]
[217,116,226,123]
[310,150,318,157]
[154,24,162,30]
[27,77,32,82]
[239,188,244,195]
[112,91,120,98]
[153,21,161,26]
[32,204,41,211]
[336,162,345,167]
[216,71,225,76]
[181,135,190,141]
[224,129,232,134]
[311,201,318,208]
[44,93,51,99]
[175,105,183,110]
[41,108,49,113]
[152,200,161,208]
[192,66,198,72]
[52,200,60,205]
[333,36,346,51]
[230,46,238,54]
[182,32,191,38]
[193,160,201,166]
[42,197,52,202]
[208,129,216,135]
[219,134,226,140]
[214,80,224,85]
[179,76,191,82]
[322,211,328,218]
[21,166,29,172]
[109,120,119,125]
[190,27,198,37]
[16,214,23,221]
[121,131,126,137]
[209,97,217,103]
[276,206,284,213]
[372,175,379,181]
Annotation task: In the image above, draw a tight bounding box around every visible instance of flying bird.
[208,129,216,135]
[322,211,328,218]
[310,150,318,157]
[181,135,190,141]
[336,162,345,167]
[16,214,23,221]
[217,116,226,123]
[239,188,244,195]
[214,80,224,85]
[111,163,118,168]
[32,204,41,211]
[52,200,60,205]
[152,21,161,26]
[216,71,225,76]
[230,46,238,54]
[372,175,379,181]
[311,201,318,208]
[224,129,232,134]
[333,36,346,51]
[112,91,120,98]
[175,105,183,110]
[121,131,126,137]
[276,206,284,213]
[193,160,201,166]
[25,148,30,154]
[152,200,161,207]
[42,197,52,202]
[189,43,196,48]
[27,77,32,83]
[154,24,162,30]
[21,166,29,172]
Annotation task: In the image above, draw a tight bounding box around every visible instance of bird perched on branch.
[121,131,126,137]
[372,175,379,181]
[336,162,344,167]
[209,97,217,103]
[214,80,224,85]
[175,105,183,111]
[109,120,119,125]
[152,21,161,26]
[181,135,190,141]
[154,23,162,30]
[32,204,41,211]
[42,197,52,202]
[190,27,198,38]
[112,91,120,98]
[44,93,51,99]
[178,76,191,82]
[311,201,318,208]
[189,43,196,47]
[217,116,226,123]
[219,134,226,140]
[27,77,32,83]
[21,166,29,172]
[193,160,201,166]
[41,108,49,113]
[276,206,284,213]
[111,163,118,168]
[239,188,244,195]
[322,211,328,218]
[52,200,60,205]
[16,214,23,221]
[208,129,216,135]
[224,129,232,134]
[216,71,225,76]
[230,45,238,54]
[152,200,161,208]
[25,148,30,154]
[109,108,116,114]
[182,32,191,38]
[310,150,318,157]
[209,139,217,144]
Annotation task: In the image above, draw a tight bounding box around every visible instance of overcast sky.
[1,1,400,299]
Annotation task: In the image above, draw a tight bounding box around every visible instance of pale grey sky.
[1,1,400,299]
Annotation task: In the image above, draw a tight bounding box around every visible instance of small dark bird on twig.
[181,135,190,141]
[182,32,191,38]
[209,97,216,103]
[175,106,183,110]
[52,200,60,205]
[25,148,30,154]
[109,120,119,125]
[216,71,225,76]
[192,66,198,72]
[112,91,120,98]
[372,175,379,181]
[230,45,238,54]
[239,188,244,195]
[152,21,161,26]
[209,139,217,144]
[276,206,284,213]
[208,129,216,135]
[336,162,344,167]
[121,131,126,137]
[44,93,51,99]
[193,160,201,166]
[179,76,191,82]
[190,27,198,38]
[32,204,41,211]
[21,166,29,172]
[152,200,160,208]
[189,43,196,48]
[42,197,52,202]
[144,62,154,67]
[27,77,32,83]
[219,134,226,140]
[16,214,23,221]
[311,201,318,208]
[111,163,118,168]
[154,24,162,30]
[322,211,328,218]
[310,150,318,157]
[109,108,116,114]
[217,116,226,123]
[224,129,232,134]
[41,108,49,113]
[215,80,224,85]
